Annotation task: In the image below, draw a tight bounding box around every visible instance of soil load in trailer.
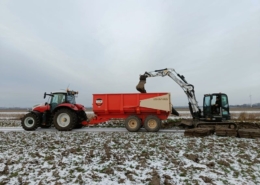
[83,92,172,132]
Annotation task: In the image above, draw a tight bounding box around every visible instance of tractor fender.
[75,104,85,111]
[53,103,79,113]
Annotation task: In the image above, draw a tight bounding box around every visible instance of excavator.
[136,68,246,136]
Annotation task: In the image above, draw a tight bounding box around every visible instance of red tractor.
[21,89,87,131]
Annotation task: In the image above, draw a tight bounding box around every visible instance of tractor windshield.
[67,94,76,104]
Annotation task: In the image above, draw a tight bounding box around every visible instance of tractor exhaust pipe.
[136,75,147,93]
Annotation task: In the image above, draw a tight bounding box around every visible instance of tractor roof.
[52,91,67,94]
[52,90,78,95]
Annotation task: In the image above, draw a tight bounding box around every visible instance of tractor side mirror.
[44,92,47,99]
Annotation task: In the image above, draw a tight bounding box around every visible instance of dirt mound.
[237,122,260,129]
[215,128,237,137]
[238,129,260,138]
[184,128,214,137]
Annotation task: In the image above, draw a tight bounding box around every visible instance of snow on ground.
[0,132,260,185]
[1,111,260,185]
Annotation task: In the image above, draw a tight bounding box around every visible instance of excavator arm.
[136,68,201,119]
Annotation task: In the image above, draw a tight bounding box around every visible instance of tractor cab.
[44,90,78,111]
[202,93,230,121]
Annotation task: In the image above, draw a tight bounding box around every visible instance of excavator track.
[196,121,238,129]
[182,121,260,138]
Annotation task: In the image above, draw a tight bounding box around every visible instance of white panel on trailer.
[140,93,171,112]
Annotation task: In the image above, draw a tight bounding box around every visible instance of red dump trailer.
[82,92,172,132]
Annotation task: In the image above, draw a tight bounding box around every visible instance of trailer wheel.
[125,116,141,132]
[144,115,161,132]
[21,113,39,131]
[53,109,77,131]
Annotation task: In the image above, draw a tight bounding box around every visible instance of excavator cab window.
[211,95,220,114]
[203,94,222,117]
[203,95,211,117]
[203,94,230,120]
[220,94,230,119]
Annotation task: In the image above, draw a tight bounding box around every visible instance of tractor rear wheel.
[21,113,39,131]
[74,110,87,129]
[53,109,77,131]
[144,115,161,132]
[125,116,141,132]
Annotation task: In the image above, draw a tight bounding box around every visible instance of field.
[0,108,260,185]
[1,131,260,185]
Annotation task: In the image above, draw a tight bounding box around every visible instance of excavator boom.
[136,68,201,119]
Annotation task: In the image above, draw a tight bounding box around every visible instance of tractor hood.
[32,103,43,109]
[32,103,50,113]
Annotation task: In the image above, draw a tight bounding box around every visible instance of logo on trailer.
[96,99,103,106]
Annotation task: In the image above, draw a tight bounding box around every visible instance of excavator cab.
[203,93,230,121]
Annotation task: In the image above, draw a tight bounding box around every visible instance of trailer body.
[82,92,171,131]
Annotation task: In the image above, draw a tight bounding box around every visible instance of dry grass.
[235,112,260,121]
[0,113,25,120]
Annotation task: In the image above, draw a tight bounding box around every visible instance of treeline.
[230,103,260,108]
[1,104,260,110]
[0,107,29,110]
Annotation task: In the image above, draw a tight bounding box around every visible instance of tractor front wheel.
[21,113,39,131]
[53,109,77,131]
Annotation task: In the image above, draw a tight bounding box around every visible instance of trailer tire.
[125,116,141,132]
[53,109,77,131]
[21,113,39,131]
[144,115,161,132]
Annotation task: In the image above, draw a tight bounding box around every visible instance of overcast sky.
[0,0,260,108]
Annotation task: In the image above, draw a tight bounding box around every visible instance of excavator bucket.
[136,75,147,93]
